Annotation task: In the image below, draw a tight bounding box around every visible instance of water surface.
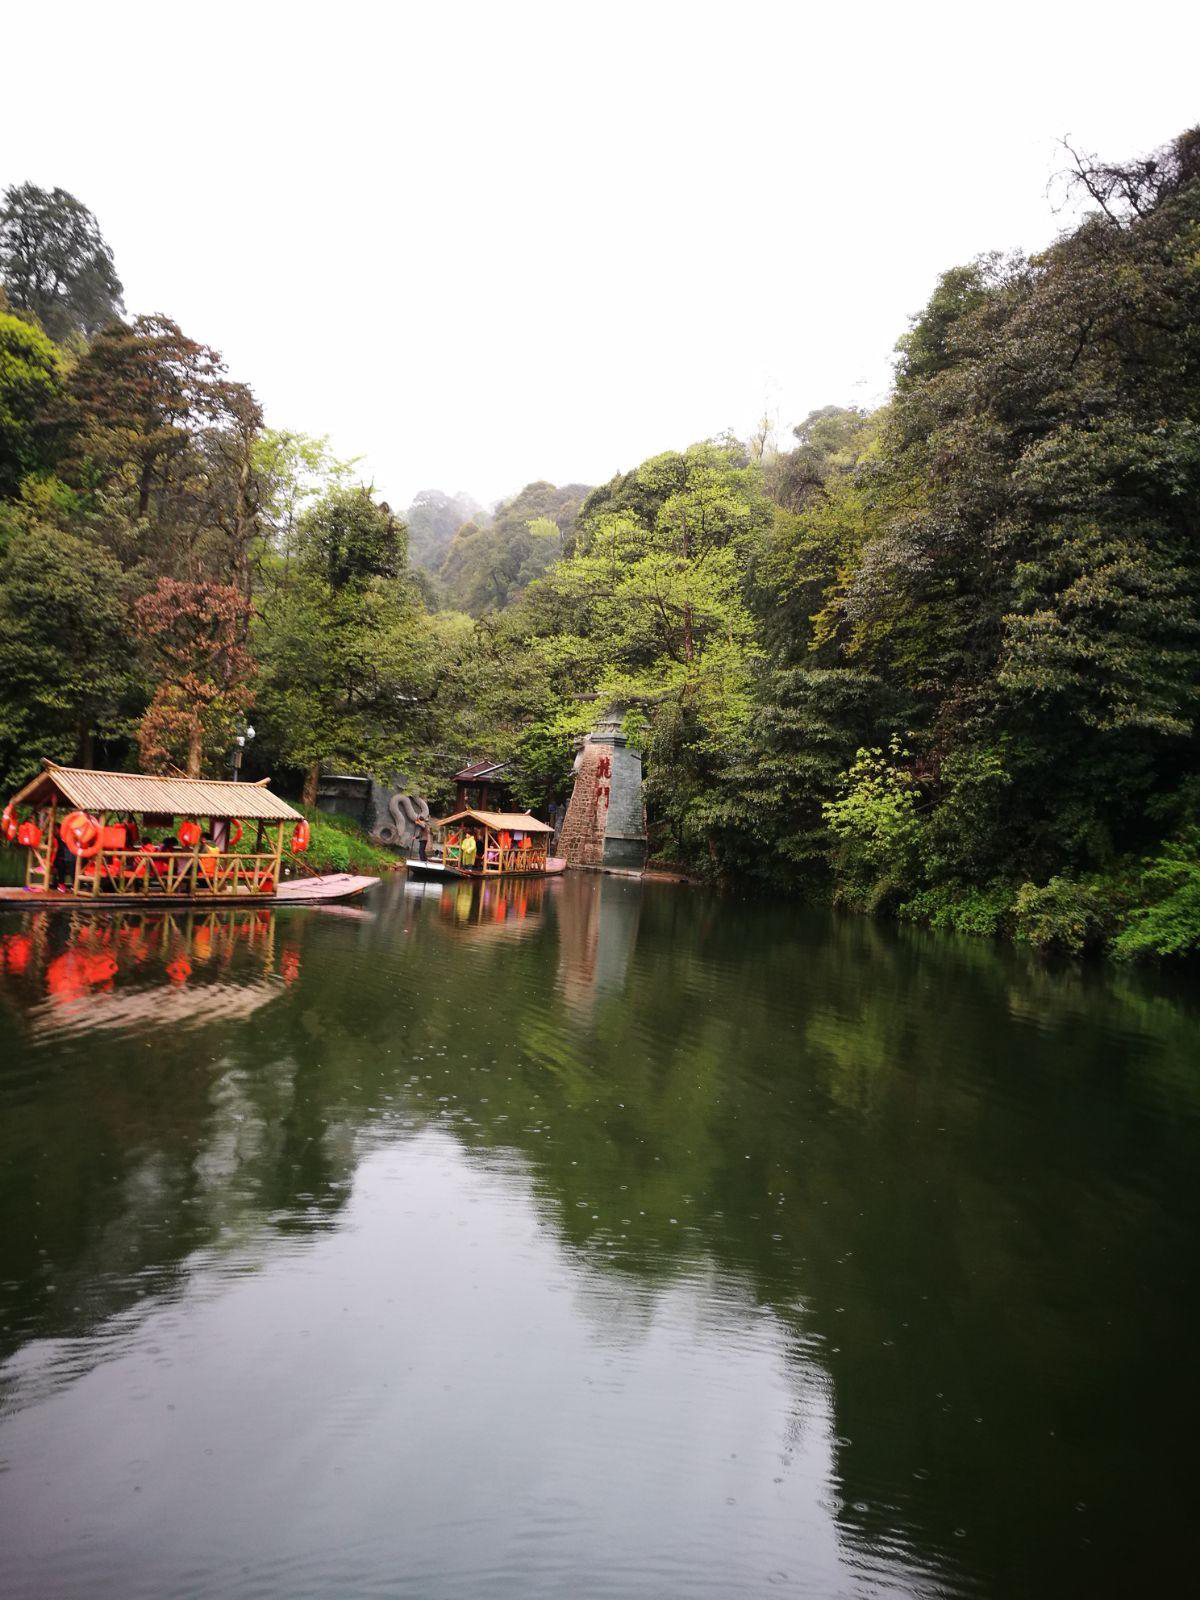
[1,876,1197,1597]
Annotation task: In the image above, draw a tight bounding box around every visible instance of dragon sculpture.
[375,791,431,853]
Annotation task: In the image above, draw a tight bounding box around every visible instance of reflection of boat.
[26,976,280,1034]
[1,762,379,909]
[436,875,549,936]
[0,904,304,1028]
[406,809,564,880]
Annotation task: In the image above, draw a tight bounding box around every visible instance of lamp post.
[230,724,256,782]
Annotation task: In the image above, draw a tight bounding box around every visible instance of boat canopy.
[433,808,554,833]
[8,762,302,821]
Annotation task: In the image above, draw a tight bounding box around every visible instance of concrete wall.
[316,774,429,851]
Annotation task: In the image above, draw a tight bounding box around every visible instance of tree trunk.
[187,722,203,778]
[75,720,94,768]
[302,760,320,807]
[680,507,694,663]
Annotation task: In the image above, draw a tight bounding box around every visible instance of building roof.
[453,760,510,782]
[8,763,303,822]
[434,808,554,834]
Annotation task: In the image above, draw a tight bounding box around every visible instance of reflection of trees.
[2,885,1198,1592]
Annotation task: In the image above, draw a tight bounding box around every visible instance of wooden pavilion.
[1,762,377,906]
[409,808,560,879]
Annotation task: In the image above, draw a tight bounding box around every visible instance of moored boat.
[1,762,380,909]
[405,808,563,880]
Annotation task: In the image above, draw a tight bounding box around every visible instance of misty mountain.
[403,489,488,572]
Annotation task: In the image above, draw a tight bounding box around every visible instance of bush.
[1110,830,1200,961]
[1011,875,1120,955]
[824,738,925,905]
[899,880,1016,937]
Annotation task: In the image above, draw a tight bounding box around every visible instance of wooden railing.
[69,848,282,898]
[435,844,548,874]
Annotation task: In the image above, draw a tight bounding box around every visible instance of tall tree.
[255,487,432,802]
[0,183,124,340]
[63,314,262,580]
[133,579,253,777]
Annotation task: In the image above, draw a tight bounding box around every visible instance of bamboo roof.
[8,763,302,821]
[434,808,554,833]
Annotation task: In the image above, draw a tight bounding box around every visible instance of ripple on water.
[0,878,1198,1599]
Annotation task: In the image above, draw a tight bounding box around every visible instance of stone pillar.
[558,704,646,872]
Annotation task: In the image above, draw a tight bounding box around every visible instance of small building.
[453,760,511,814]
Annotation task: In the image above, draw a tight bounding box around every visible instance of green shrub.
[824,738,925,906]
[1110,830,1200,961]
[1012,875,1118,955]
[899,880,1016,937]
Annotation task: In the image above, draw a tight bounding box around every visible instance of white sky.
[3,1,1198,509]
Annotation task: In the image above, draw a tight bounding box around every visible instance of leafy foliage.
[1110,832,1200,960]
[1011,877,1124,956]
[0,183,124,340]
[0,311,64,496]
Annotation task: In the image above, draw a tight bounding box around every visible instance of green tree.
[0,182,124,340]
[0,311,65,497]
[255,488,435,802]
[0,519,134,784]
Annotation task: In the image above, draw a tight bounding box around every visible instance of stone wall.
[557,740,608,868]
[558,718,646,872]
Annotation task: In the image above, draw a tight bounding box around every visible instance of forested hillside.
[2,129,1198,957]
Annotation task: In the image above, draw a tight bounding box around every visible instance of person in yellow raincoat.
[459,831,478,869]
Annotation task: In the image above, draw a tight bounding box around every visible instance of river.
[0,874,1196,1598]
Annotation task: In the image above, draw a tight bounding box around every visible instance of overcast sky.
[3,1,1197,508]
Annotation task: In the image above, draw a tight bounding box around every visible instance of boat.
[0,762,380,909]
[405,808,565,880]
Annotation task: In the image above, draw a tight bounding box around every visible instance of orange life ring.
[2,802,17,841]
[257,873,275,894]
[60,811,101,858]
[290,820,310,853]
[178,819,201,848]
[17,821,42,848]
[228,819,243,847]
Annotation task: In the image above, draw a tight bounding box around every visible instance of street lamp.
[230,723,256,781]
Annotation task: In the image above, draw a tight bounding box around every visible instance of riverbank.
[291,806,399,877]
[685,855,1200,966]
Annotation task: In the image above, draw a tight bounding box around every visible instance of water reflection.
[0,877,1197,1598]
[433,874,551,936]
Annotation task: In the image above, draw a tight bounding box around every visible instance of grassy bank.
[289,806,399,877]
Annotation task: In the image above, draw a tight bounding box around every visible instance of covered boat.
[406,808,564,880]
[0,762,379,908]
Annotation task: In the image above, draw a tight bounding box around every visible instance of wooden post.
[44,797,56,891]
[186,818,201,898]
[272,822,285,889]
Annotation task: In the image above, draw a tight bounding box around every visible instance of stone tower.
[558,704,647,871]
